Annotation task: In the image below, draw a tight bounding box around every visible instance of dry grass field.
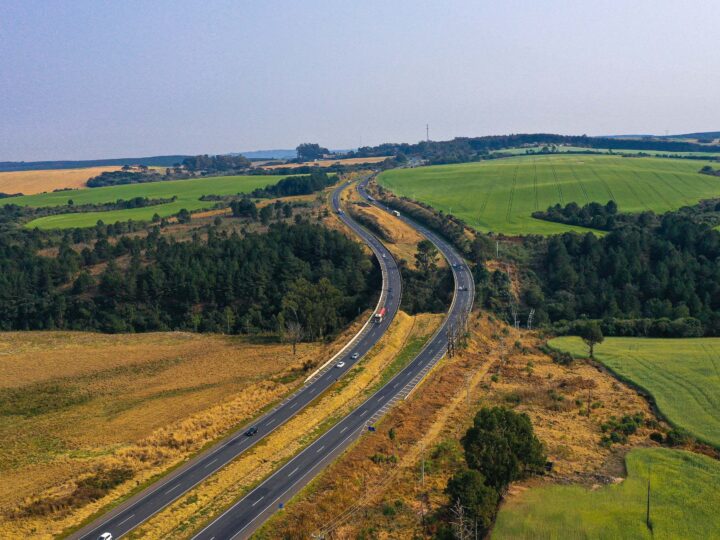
[0,166,123,195]
[127,310,442,539]
[258,314,656,538]
[264,156,391,170]
[0,323,366,539]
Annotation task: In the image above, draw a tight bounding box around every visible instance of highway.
[71,179,403,540]
[192,177,475,540]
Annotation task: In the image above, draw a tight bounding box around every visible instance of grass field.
[493,448,720,539]
[550,336,720,448]
[378,155,720,235]
[3,174,290,229]
[0,166,126,196]
[494,146,720,158]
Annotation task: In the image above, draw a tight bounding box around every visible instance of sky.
[1,0,719,161]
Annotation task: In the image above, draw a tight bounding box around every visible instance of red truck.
[373,307,387,323]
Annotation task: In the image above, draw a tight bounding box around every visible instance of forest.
[0,222,377,337]
[530,213,720,336]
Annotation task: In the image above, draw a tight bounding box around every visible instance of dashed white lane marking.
[204,458,218,468]
[165,484,179,494]
[340,426,348,433]
[288,467,299,477]
[251,496,265,507]
[117,513,135,526]
[316,445,325,453]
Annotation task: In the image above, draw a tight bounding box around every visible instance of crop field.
[378,155,720,235]
[3,174,290,229]
[493,146,720,158]
[0,166,126,196]
[550,336,720,448]
[493,448,720,539]
[0,328,361,537]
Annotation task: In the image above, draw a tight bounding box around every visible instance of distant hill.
[0,155,189,173]
[235,149,297,160]
[671,131,720,140]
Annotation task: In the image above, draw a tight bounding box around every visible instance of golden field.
[0,167,123,195]
[264,156,391,170]
[0,323,365,539]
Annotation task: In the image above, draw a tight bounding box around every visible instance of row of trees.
[249,170,336,198]
[0,222,377,336]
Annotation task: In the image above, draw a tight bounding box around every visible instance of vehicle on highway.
[244,426,258,437]
[98,533,113,540]
[458,285,465,291]
[335,361,345,368]
[392,210,401,217]
[351,352,360,359]
[373,307,387,323]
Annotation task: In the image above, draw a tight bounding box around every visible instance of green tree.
[259,204,274,225]
[445,469,499,533]
[579,321,604,358]
[461,407,545,491]
[296,143,329,161]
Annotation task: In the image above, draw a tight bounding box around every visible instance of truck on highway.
[373,307,387,323]
[391,210,400,217]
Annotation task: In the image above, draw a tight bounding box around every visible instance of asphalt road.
[71,179,403,540]
[192,178,475,540]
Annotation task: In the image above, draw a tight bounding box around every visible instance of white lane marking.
[340,426,348,433]
[251,496,265,507]
[316,445,325,453]
[266,419,276,427]
[165,484,179,495]
[204,458,218,468]
[288,466,299,477]
[310,388,316,394]
[290,402,298,409]
[360,409,368,416]
[377,396,384,402]
[393,383,399,388]
[117,513,136,526]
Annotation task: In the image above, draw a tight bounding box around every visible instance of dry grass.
[264,157,391,170]
[126,310,442,539]
[0,167,124,195]
[258,313,656,538]
[0,322,366,539]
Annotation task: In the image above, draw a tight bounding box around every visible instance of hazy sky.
[1,0,719,161]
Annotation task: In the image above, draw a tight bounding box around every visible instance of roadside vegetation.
[128,310,442,540]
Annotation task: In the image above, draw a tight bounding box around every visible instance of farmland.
[3,174,291,229]
[550,336,720,448]
[0,166,125,196]
[378,155,720,235]
[493,448,720,539]
[0,324,365,538]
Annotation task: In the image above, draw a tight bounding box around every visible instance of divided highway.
[192,177,475,539]
[71,179,402,540]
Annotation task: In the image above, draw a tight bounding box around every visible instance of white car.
[335,361,346,368]
[351,352,360,359]
[99,533,113,540]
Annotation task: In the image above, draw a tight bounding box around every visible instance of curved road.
[71,179,402,540]
[192,177,475,539]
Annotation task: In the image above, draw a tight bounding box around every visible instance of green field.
[493,448,720,539]
[3,175,290,229]
[550,336,720,448]
[378,155,720,235]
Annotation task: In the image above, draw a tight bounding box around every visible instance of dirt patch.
[0,167,126,195]
[264,157,391,170]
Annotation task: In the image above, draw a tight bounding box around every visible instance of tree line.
[0,222,378,337]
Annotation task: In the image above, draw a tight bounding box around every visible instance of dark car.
[245,426,258,437]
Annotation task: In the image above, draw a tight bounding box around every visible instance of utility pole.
[646,474,652,531]
[426,123,430,142]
